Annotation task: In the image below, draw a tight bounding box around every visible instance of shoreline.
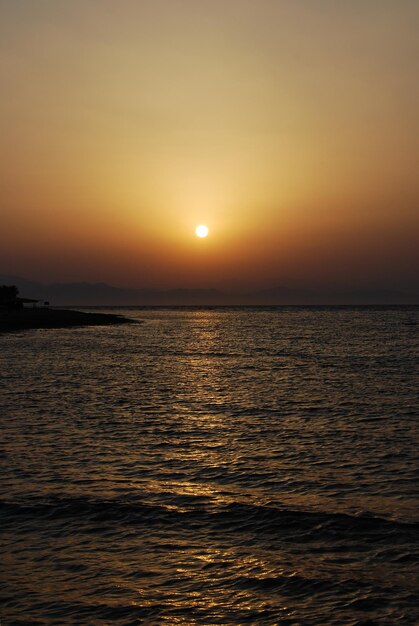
[0,307,135,333]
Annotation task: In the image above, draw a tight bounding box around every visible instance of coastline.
[0,307,135,333]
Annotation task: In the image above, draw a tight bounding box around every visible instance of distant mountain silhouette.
[0,276,227,305]
[0,275,417,306]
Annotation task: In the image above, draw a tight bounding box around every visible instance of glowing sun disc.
[195,224,209,238]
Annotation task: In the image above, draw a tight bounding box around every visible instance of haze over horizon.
[1,1,418,293]
[1,273,417,306]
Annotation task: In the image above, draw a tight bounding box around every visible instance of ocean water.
[1,306,418,625]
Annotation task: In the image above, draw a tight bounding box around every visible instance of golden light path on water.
[1,308,418,623]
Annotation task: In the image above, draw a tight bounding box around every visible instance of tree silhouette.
[0,285,19,303]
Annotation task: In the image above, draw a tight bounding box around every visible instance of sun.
[195,224,209,238]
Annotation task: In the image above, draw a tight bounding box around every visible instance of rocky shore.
[0,307,134,333]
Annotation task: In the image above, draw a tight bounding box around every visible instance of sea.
[1,306,418,625]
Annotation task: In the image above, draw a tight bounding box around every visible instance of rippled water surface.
[1,307,418,625]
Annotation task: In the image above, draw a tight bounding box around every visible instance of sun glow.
[195,224,209,238]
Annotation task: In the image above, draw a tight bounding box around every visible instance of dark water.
[1,307,418,625]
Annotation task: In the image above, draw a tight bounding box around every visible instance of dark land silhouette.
[0,307,134,333]
[0,284,134,332]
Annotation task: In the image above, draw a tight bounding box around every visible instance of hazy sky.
[1,0,418,291]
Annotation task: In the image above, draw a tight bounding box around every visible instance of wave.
[2,495,417,545]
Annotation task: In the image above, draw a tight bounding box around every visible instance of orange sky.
[1,0,418,292]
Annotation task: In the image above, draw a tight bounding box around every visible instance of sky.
[1,0,418,293]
